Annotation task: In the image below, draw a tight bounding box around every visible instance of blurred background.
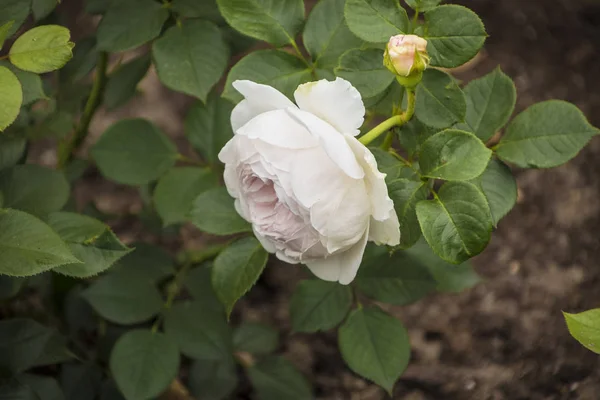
[10,0,600,398]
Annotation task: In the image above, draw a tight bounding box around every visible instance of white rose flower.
[218,78,400,285]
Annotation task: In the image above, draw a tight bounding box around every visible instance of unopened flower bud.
[384,34,430,88]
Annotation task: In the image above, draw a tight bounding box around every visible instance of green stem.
[151,244,228,333]
[151,261,192,333]
[358,115,404,146]
[289,38,317,79]
[388,149,411,166]
[58,51,109,169]
[290,38,310,68]
[359,89,416,146]
[380,131,394,150]
[412,11,420,32]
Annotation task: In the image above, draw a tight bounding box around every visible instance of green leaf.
[495,100,599,168]
[356,246,437,304]
[0,165,69,217]
[397,118,438,158]
[289,280,352,333]
[0,318,71,374]
[418,129,492,181]
[455,67,516,141]
[184,95,234,165]
[60,36,98,82]
[0,209,79,276]
[97,0,169,52]
[31,0,58,20]
[344,0,409,43]
[303,0,363,70]
[338,307,410,395]
[563,309,600,354]
[110,330,180,400]
[221,26,257,55]
[223,50,311,103]
[416,181,492,264]
[82,271,163,324]
[415,69,466,129]
[0,0,30,37]
[0,66,22,132]
[0,62,46,106]
[233,322,279,355]
[0,22,14,50]
[153,20,229,102]
[113,242,175,283]
[60,364,102,400]
[216,0,304,47]
[153,167,219,226]
[469,159,516,226]
[17,374,64,400]
[9,25,74,73]
[212,237,268,317]
[171,0,224,22]
[91,119,178,185]
[104,54,151,110]
[189,358,238,400]
[248,356,312,400]
[164,301,233,360]
[185,263,224,312]
[0,134,26,171]
[64,286,97,335]
[366,80,405,117]
[405,0,441,12]
[406,239,480,293]
[424,5,487,68]
[46,212,132,278]
[335,48,394,98]
[370,148,412,183]
[387,178,429,248]
[189,187,251,235]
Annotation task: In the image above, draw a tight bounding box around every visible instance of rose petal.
[368,214,400,246]
[231,80,297,131]
[253,227,277,253]
[237,109,318,149]
[286,107,364,179]
[289,147,347,208]
[294,78,365,136]
[304,227,369,285]
[345,135,397,221]
[310,182,370,253]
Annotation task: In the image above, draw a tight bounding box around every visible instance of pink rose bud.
[384,34,429,87]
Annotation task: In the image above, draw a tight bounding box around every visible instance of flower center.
[241,170,325,260]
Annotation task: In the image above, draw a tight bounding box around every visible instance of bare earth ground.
[52,0,600,399]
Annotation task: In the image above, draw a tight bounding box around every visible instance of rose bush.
[1,0,599,398]
[220,78,399,284]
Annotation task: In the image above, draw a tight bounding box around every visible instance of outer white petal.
[237,109,318,149]
[368,214,400,246]
[345,135,398,220]
[231,80,296,131]
[294,78,365,136]
[275,251,301,265]
[310,182,370,253]
[289,146,347,209]
[286,107,364,179]
[217,137,238,164]
[304,227,369,285]
[253,227,277,253]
